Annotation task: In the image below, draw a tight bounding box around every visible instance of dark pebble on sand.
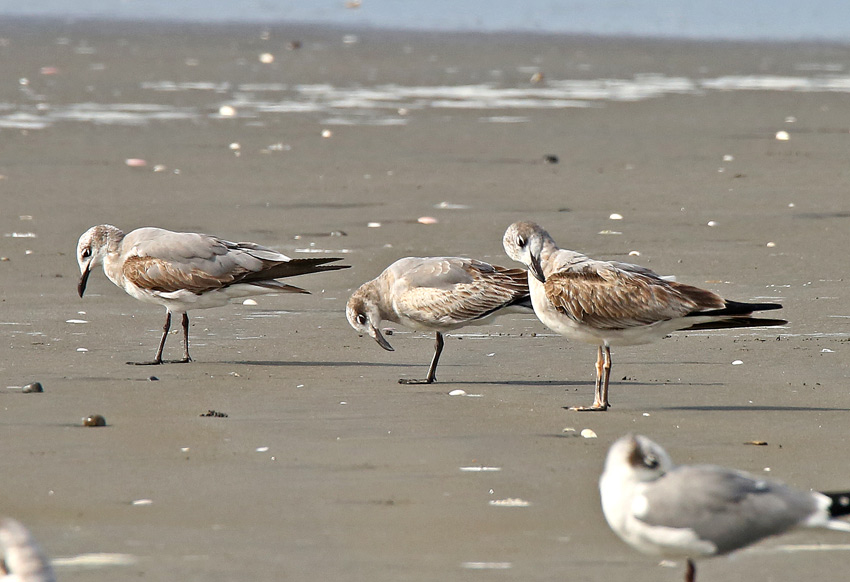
[543,154,559,164]
[200,410,228,418]
[83,414,106,427]
[148,376,159,381]
[22,382,43,393]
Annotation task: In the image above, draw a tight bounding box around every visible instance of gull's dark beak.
[529,253,546,283]
[370,325,394,351]
[78,264,91,297]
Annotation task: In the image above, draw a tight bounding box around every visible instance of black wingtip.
[823,491,850,518]
[682,317,788,331]
[690,300,784,318]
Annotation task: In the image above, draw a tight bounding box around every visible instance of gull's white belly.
[121,281,280,313]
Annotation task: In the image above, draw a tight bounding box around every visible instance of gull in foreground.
[600,434,850,582]
[77,225,348,365]
[346,257,532,384]
[0,517,55,582]
[502,221,786,411]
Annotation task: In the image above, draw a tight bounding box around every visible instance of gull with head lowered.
[346,256,531,384]
[76,225,348,365]
[502,221,787,411]
[600,434,850,582]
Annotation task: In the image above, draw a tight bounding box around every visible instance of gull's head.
[604,434,673,484]
[76,225,121,298]
[503,221,548,283]
[346,287,393,352]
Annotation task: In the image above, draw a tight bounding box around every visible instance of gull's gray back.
[639,465,818,555]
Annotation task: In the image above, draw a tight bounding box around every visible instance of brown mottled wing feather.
[543,265,724,329]
[395,259,529,326]
[123,255,244,293]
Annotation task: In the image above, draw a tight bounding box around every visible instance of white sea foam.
[6,73,850,129]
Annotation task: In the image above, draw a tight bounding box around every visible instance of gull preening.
[77,225,349,365]
[600,434,850,582]
[0,517,55,582]
[346,257,531,384]
[502,221,787,411]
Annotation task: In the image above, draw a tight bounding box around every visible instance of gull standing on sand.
[0,517,55,582]
[502,221,786,410]
[600,434,850,582]
[346,257,532,384]
[77,225,348,364]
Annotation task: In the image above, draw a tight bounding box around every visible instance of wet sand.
[1,18,850,581]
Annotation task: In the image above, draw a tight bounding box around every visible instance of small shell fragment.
[745,441,768,446]
[488,498,530,507]
[124,158,147,167]
[707,220,718,227]
[462,562,512,570]
[609,213,623,220]
[218,105,236,117]
[417,216,438,225]
[775,130,790,141]
[82,414,106,427]
[628,250,640,256]
[259,52,274,64]
[367,222,381,228]
[448,389,466,396]
[766,241,776,247]
[131,499,153,506]
[580,428,597,439]
[242,299,258,306]
[321,129,333,138]
[732,360,744,365]
[22,382,43,393]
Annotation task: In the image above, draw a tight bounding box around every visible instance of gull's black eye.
[643,453,659,469]
[516,236,526,248]
[81,247,92,259]
[356,313,368,326]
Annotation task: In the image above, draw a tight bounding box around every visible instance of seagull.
[599,434,850,582]
[346,256,532,384]
[76,225,349,365]
[502,221,787,411]
[0,517,56,582]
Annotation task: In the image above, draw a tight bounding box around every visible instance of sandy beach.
[1,18,849,581]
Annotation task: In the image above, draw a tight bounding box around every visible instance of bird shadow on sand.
[223,360,416,368]
[658,405,850,412]
[446,379,725,388]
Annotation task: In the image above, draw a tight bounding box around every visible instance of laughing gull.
[502,221,786,411]
[600,434,850,582]
[77,225,348,364]
[346,256,532,384]
[0,517,55,582]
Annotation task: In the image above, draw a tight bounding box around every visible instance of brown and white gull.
[346,256,531,384]
[77,224,348,364]
[503,221,786,410]
[600,434,850,582]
